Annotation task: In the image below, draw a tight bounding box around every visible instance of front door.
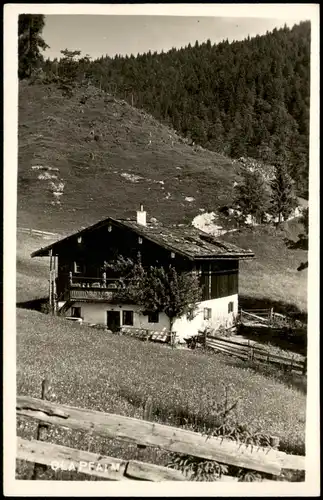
[107,311,121,332]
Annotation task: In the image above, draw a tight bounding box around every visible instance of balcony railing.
[69,275,123,290]
[65,274,126,302]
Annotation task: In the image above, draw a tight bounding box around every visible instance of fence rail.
[205,335,306,373]
[239,308,306,327]
[240,309,271,323]
[17,227,60,237]
[70,275,122,288]
[17,394,305,481]
[17,437,184,481]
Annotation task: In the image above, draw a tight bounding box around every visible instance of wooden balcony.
[69,288,115,301]
[66,275,125,302]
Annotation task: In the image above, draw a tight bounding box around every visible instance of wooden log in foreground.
[17,438,185,481]
[17,438,278,482]
[16,396,305,476]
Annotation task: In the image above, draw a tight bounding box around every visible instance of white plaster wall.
[65,294,238,342]
[172,294,238,342]
[65,302,170,331]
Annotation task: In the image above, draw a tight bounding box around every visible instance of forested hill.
[45,21,310,198]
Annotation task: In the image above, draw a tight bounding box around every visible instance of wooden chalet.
[32,206,254,340]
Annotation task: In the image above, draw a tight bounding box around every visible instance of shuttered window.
[122,310,134,326]
[203,308,212,320]
[148,311,159,323]
[71,306,82,318]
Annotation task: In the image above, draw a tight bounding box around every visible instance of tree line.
[232,157,298,226]
[19,16,310,200]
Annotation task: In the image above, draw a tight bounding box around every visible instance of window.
[148,311,159,323]
[71,306,82,318]
[74,261,82,274]
[228,301,234,313]
[204,308,212,320]
[123,310,134,326]
[186,309,195,321]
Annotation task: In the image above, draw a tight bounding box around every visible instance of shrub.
[166,387,280,481]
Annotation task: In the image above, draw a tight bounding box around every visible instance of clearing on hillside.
[18,82,240,232]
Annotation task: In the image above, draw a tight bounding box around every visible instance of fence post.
[269,308,273,324]
[270,436,280,450]
[204,329,207,349]
[143,395,153,421]
[172,331,177,349]
[136,396,153,460]
[170,330,175,349]
[31,378,52,479]
[303,356,307,376]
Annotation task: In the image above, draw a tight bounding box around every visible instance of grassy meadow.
[15,80,308,479]
[15,223,307,481]
[17,308,306,479]
[222,220,308,316]
[18,82,239,232]
[16,231,55,304]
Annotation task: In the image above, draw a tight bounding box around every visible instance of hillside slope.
[17,82,307,314]
[18,82,240,232]
[46,21,310,197]
[222,221,308,314]
[16,221,307,315]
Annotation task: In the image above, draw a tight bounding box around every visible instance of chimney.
[136,204,147,226]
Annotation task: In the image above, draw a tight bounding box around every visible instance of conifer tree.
[233,165,271,225]
[57,49,83,96]
[270,160,297,224]
[18,14,49,79]
[285,206,308,271]
[41,20,310,195]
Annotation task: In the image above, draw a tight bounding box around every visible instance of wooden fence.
[16,391,305,482]
[18,227,60,238]
[240,308,273,324]
[205,335,306,374]
[110,312,306,374]
[240,308,306,327]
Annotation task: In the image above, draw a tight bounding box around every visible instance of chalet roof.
[118,220,254,259]
[31,217,254,260]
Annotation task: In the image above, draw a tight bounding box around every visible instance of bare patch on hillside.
[18,82,238,231]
